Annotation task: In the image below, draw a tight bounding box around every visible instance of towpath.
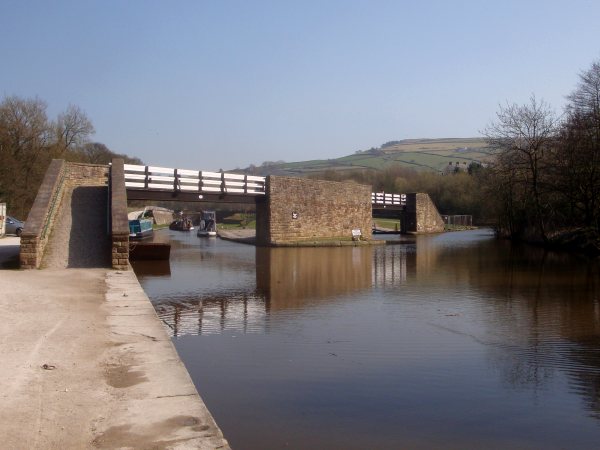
[0,237,229,449]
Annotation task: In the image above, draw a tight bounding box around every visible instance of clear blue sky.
[1,0,599,170]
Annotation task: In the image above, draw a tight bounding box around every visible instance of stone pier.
[403,192,445,233]
[256,176,373,246]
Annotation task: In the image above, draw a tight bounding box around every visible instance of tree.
[484,95,559,242]
[467,162,482,175]
[557,60,600,230]
[0,95,142,218]
[54,104,94,157]
[567,60,600,118]
[79,142,116,164]
[0,96,52,218]
[79,142,143,165]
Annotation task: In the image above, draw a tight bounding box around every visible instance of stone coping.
[269,238,385,247]
[21,159,65,239]
[218,230,385,247]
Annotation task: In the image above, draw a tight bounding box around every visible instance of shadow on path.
[67,186,111,268]
[0,241,20,269]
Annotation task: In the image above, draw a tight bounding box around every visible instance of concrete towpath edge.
[96,269,231,449]
[0,264,230,450]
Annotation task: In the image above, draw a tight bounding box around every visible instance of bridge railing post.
[173,168,180,192]
[144,166,149,189]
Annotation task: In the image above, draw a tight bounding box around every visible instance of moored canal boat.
[129,218,154,239]
[197,210,217,237]
[169,218,194,231]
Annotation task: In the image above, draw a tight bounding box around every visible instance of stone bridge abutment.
[403,193,445,233]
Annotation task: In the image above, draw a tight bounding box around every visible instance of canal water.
[132,229,600,449]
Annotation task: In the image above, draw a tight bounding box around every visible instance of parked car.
[5,216,24,236]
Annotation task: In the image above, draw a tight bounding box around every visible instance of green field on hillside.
[245,138,493,176]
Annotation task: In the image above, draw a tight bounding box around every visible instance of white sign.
[351,229,362,238]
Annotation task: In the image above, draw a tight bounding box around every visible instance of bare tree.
[0,95,145,218]
[567,60,600,118]
[79,142,143,165]
[0,96,52,217]
[558,60,600,229]
[484,95,559,242]
[54,104,94,156]
[80,142,114,164]
[0,96,50,158]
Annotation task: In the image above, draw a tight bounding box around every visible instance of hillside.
[243,138,493,176]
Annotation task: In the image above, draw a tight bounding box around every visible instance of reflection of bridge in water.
[154,292,268,337]
[154,244,418,337]
[372,243,415,287]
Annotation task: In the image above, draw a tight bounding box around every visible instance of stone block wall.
[404,193,445,233]
[110,159,130,270]
[20,161,112,269]
[65,162,109,186]
[151,210,174,226]
[256,176,372,246]
[20,160,67,269]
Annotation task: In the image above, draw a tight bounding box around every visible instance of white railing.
[124,164,408,204]
[371,192,406,207]
[123,164,266,196]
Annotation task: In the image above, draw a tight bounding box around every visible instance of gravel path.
[43,186,111,268]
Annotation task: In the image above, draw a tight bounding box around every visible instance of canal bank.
[218,228,385,246]
[0,260,229,449]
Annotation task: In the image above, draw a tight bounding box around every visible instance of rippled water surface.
[133,229,600,449]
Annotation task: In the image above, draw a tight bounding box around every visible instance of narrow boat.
[129,218,154,239]
[197,210,217,237]
[169,218,194,231]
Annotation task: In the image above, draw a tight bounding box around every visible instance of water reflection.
[372,243,414,286]
[129,259,171,277]
[153,246,376,336]
[133,230,600,449]
[153,292,267,337]
[404,233,600,420]
[474,244,600,418]
[256,247,373,307]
